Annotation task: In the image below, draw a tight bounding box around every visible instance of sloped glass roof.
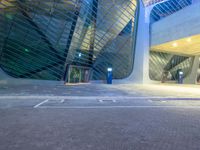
[143,0,191,6]
[143,0,165,6]
[150,0,192,22]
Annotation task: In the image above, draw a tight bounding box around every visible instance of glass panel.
[0,0,138,81]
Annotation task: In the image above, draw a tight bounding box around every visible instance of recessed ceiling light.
[187,38,191,42]
[172,43,178,47]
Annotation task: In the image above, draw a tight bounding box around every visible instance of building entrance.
[65,65,91,83]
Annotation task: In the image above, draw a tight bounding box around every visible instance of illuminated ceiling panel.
[151,34,200,56]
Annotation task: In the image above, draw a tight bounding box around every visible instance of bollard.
[107,68,112,84]
[177,69,184,84]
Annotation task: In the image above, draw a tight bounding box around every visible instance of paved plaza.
[0,83,200,150]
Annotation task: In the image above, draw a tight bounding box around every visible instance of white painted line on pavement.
[99,99,103,103]
[35,105,200,109]
[60,99,65,103]
[1,96,199,100]
[98,99,116,103]
[33,99,49,108]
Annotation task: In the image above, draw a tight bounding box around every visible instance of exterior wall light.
[172,43,178,47]
[107,68,112,72]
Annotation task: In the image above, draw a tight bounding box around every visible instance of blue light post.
[107,68,113,84]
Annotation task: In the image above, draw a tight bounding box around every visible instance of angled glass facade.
[0,0,138,81]
[149,51,193,81]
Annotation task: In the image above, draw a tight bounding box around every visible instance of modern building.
[0,0,200,84]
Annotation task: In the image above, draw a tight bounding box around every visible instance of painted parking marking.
[3,96,200,100]
[33,99,49,108]
[35,105,200,109]
[148,99,153,102]
[33,97,200,109]
[98,99,116,103]
[60,99,65,103]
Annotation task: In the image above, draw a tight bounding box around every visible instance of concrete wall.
[151,2,200,46]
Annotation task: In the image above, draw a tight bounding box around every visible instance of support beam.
[115,0,151,84]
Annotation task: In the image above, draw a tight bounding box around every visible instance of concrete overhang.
[150,2,200,56]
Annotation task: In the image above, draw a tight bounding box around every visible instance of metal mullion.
[93,17,134,64]
[16,2,63,59]
[3,42,65,74]
[91,23,134,62]
[115,1,136,19]
[60,14,135,64]
[150,53,164,78]
[2,44,63,75]
[179,0,190,8]
[0,7,19,62]
[93,34,133,73]
[3,23,104,65]
[10,0,75,56]
[2,51,63,79]
[0,63,33,78]
[4,19,69,58]
[93,16,134,54]
[155,6,167,18]
[33,1,73,53]
[156,53,166,71]
[162,2,177,15]
[91,23,134,61]
[16,0,96,32]
[13,13,62,63]
[50,0,134,56]
[93,1,134,32]
[4,35,64,63]
[90,66,102,80]
[0,55,33,74]
[153,53,165,75]
[2,0,138,79]
[150,9,161,21]
[19,0,45,43]
[1,53,52,77]
[170,0,181,10]
[17,48,94,78]
[159,3,173,17]
[159,52,168,68]
[178,0,187,8]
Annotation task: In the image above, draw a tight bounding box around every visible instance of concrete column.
[115,0,152,84]
[184,56,200,84]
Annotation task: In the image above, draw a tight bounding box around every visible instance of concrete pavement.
[1,83,200,150]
